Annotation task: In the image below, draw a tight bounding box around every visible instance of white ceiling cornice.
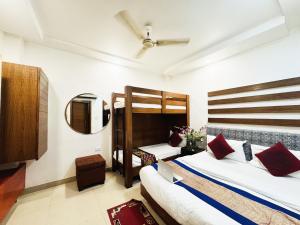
[24,0,44,40]
[163,16,289,76]
[39,35,162,75]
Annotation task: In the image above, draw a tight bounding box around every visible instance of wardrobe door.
[0,62,48,163]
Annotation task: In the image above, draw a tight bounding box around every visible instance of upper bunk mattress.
[139,143,181,159]
[114,101,186,110]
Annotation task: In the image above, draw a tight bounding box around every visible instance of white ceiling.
[0,0,299,75]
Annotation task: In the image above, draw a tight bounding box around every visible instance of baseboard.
[23,167,112,195]
[0,201,18,225]
[23,176,76,195]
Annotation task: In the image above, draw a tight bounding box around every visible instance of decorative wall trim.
[207,126,300,151]
[208,77,300,97]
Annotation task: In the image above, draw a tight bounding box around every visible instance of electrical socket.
[95,147,102,152]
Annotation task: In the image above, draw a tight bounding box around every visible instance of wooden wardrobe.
[0,62,48,163]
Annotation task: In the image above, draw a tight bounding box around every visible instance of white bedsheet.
[139,143,181,159]
[113,150,142,167]
[113,143,181,167]
[140,152,300,225]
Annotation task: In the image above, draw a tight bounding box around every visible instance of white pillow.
[206,135,215,152]
[178,133,186,147]
[250,144,300,179]
[207,135,215,143]
[289,171,300,179]
[225,139,247,163]
[206,135,247,163]
[248,144,267,169]
[291,150,300,159]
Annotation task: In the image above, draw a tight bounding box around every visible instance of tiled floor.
[3,172,166,225]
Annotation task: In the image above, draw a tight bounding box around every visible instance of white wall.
[1,33,24,63]
[0,30,4,55]
[2,28,300,188]
[167,29,300,133]
[1,33,166,188]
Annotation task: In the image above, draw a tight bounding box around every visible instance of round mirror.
[65,93,110,134]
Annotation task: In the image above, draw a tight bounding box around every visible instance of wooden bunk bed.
[112,86,190,188]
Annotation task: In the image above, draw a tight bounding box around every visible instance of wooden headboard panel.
[208,77,300,127]
[132,114,187,148]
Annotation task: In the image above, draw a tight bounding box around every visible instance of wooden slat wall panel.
[208,118,300,127]
[208,105,300,114]
[208,76,300,127]
[208,91,300,105]
[208,77,300,97]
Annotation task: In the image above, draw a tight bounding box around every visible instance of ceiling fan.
[115,10,190,58]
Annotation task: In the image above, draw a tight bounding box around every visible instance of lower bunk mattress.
[140,152,300,225]
[113,143,181,167]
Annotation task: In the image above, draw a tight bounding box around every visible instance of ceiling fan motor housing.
[143,39,155,48]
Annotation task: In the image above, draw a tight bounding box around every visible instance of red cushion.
[208,134,235,159]
[169,131,183,147]
[255,142,300,176]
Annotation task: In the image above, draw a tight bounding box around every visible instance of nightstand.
[181,146,205,157]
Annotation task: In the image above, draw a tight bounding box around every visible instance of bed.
[111,86,190,187]
[113,143,182,167]
[140,127,300,225]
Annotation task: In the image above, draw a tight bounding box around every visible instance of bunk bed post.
[162,91,166,114]
[186,95,190,126]
[125,86,133,188]
[111,93,116,171]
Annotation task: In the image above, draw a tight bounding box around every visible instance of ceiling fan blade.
[156,38,190,46]
[115,10,145,40]
[136,47,148,58]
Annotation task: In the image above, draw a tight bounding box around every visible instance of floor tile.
[3,172,166,225]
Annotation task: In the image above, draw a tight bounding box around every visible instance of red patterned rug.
[107,199,159,225]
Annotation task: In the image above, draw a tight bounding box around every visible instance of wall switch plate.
[95,147,102,152]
